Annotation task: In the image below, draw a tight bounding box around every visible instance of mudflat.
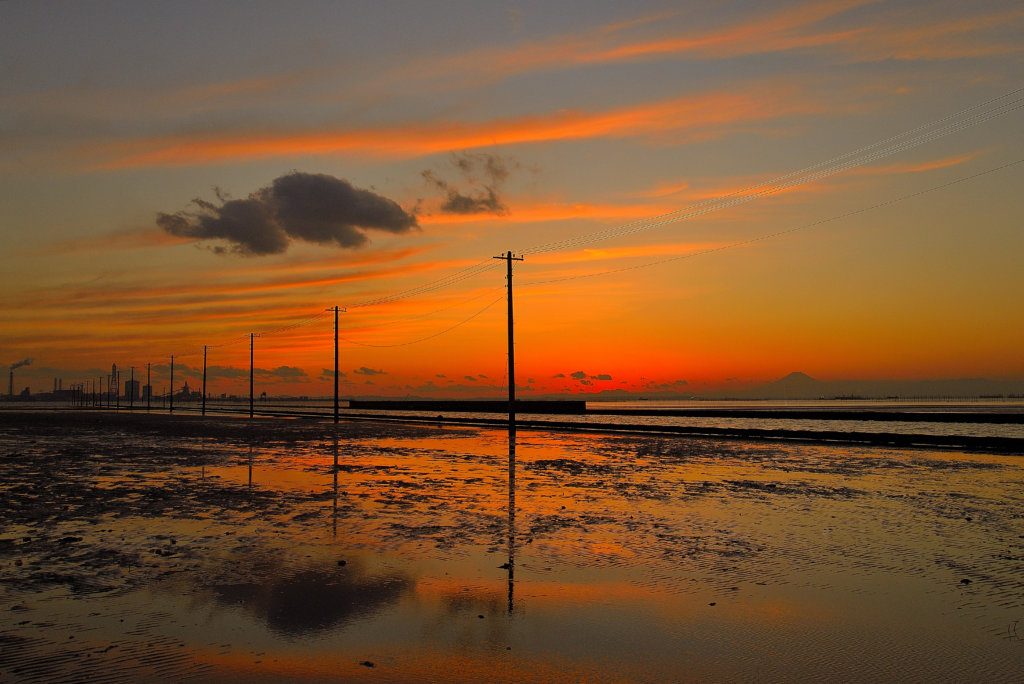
[1,411,1023,682]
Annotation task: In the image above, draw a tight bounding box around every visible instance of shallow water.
[1,413,1023,682]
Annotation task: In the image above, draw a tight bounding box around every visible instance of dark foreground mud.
[2,411,1023,682]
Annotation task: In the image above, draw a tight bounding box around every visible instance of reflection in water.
[332,431,339,539]
[209,559,412,636]
[507,426,516,614]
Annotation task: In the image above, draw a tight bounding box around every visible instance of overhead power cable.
[519,87,1023,256]
[520,157,1024,288]
[340,295,505,348]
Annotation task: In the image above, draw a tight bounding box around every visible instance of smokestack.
[8,359,32,399]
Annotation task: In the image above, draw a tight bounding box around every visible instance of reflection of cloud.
[209,561,412,635]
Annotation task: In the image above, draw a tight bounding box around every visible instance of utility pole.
[146,362,151,412]
[129,366,135,410]
[326,307,346,424]
[169,355,175,414]
[202,345,208,416]
[249,333,259,419]
[493,251,524,427]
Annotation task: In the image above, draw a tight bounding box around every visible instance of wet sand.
[1,411,1023,682]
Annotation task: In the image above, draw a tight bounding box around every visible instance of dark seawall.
[347,400,587,414]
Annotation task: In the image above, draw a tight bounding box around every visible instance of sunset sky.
[2,0,1022,398]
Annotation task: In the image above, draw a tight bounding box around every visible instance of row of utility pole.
[72,252,523,426]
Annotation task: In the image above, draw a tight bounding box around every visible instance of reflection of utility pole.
[326,306,346,424]
[507,426,516,613]
[493,251,523,427]
[249,333,260,419]
[202,345,208,416]
[169,355,175,414]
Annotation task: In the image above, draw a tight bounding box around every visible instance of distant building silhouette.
[125,379,140,401]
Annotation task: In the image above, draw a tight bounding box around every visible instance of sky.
[2,0,1022,399]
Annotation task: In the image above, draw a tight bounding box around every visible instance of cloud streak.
[101,87,822,168]
[157,172,417,255]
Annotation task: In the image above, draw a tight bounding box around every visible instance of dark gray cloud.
[464,375,478,382]
[255,365,308,381]
[158,172,417,256]
[354,366,386,376]
[422,152,517,215]
[568,370,612,382]
[651,379,689,390]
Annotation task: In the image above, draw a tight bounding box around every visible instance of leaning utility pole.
[202,345,208,416]
[169,355,175,414]
[326,306,346,424]
[249,333,259,419]
[493,251,524,427]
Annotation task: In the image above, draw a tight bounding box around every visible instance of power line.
[339,295,505,348]
[519,157,1024,288]
[519,87,1023,256]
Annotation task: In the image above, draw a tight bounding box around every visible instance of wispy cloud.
[388,0,1020,89]
[94,86,823,168]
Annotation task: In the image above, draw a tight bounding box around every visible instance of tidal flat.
[1,411,1023,682]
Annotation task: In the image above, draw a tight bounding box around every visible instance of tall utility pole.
[326,306,346,424]
[169,355,175,414]
[493,251,524,427]
[129,366,135,410]
[202,345,208,416]
[146,362,151,412]
[249,333,259,419]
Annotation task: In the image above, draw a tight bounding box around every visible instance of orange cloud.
[392,0,1020,91]
[95,87,821,168]
[852,152,979,176]
[393,0,874,86]
[528,242,733,265]
[34,228,191,256]
[840,9,1024,61]
[417,198,681,225]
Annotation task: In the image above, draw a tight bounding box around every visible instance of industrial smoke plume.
[9,358,32,370]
